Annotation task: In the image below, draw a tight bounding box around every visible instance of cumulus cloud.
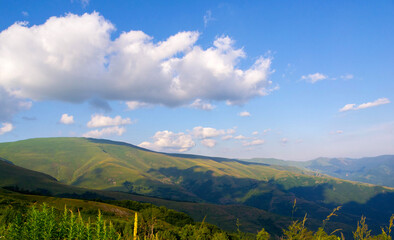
[0,87,32,121]
[87,114,132,128]
[0,122,13,135]
[60,113,74,124]
[126,101,151,110]
[0,12,273,108]
[339,98,390,112]
[201,139,216,148]
[139,130,195,152]
[192,126,226,139]
[189,99,215,111]
[239,111,251,117]
[83,126,125,138]
[301,73,327,83]
[243,139,264,146]
[252,131,259,135]
[281,138,288,144]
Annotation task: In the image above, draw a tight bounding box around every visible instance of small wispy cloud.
[301,73,327,83]
[189,99,215,111]
[234,135,247,140]
[243,139,264,146]
[221,135,233,140]
[340,74,354,80]
[126,101,151,110]
[330,130,343,135]
[203,10,214,27]
[339,98,390,112]
[263,129,271,134]
[239,111,251,117]
[22,11,29,17]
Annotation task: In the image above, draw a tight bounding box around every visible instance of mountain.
[0,157,288,235]
[245,155,394,187]
[1,137,394,236]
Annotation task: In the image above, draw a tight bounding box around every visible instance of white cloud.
[189,99,215,111]
[227,128,236,134]
[234,135,247,140]
[336,130,343,134]
[252,131,259,135]
[139,130,195,152]
[239,111,251,117]
[281,138,288,144]
[357,98,390,109]
[221,135,233,140]
[60,113,74,124]
[243,139,264,146]
[83,126,125,138]
[201,139,216,148]
[0,13,273,108]
[0,122,13,135]
[339,98,390,112]
[339,104,356,112]
[126,101,151,110]
[192,126,225,139]
[87,114,132,128]
[22,11,29,17]
[301,73,327,83]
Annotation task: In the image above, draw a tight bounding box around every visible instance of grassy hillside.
[1,137,393,235]
[245,155,394,187]
[0,158,289,235]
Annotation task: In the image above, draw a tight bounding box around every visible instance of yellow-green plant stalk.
[133,212,138,240]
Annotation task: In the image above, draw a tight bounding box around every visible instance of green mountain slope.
[245,155,394,187]
[1,137,393,235]
[0,158,288,235]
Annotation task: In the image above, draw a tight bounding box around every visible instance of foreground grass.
[0,204,393,240]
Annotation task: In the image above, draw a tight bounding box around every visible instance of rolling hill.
[0,158,288,235]
[1,137,394,236]
[245,155,394,187]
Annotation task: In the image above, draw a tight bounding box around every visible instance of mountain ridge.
[1,137,393,235]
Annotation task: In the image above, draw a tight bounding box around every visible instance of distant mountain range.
[0,137,393,236]
[244,155,394,187]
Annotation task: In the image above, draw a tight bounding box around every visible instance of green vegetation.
[0,201,393,239]
[0,137,393,236]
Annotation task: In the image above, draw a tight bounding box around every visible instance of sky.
[0,0,393,160]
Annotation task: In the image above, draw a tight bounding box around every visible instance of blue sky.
[0,0,393,160]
